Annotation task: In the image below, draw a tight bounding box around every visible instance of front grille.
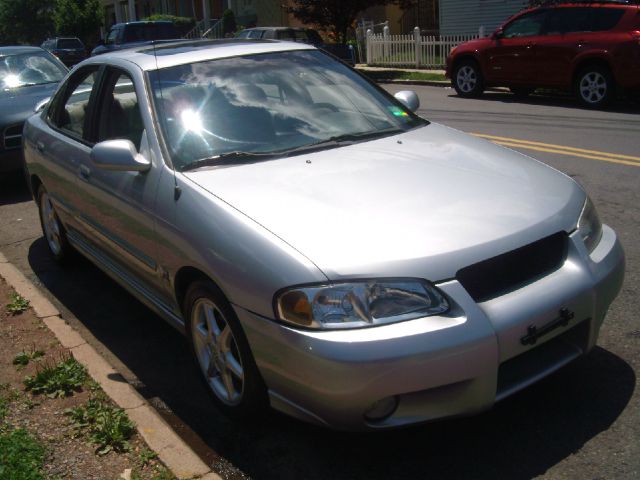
[3,124,23,150]
[456,232,568,303]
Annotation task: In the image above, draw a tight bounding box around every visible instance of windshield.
[149,50,426,171]
[123,23,178,43]
[0,51,67,89]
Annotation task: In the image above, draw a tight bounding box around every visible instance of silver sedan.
[23,40,625,430]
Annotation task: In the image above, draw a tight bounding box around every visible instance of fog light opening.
[364,396,398,422]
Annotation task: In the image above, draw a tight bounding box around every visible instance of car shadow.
[0,171,31,206]
[449,90,640,114]
[27,238,635,480]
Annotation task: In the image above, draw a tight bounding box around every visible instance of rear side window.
[49,67,99,140]
[545,8,591,34]
[587,8,625,31]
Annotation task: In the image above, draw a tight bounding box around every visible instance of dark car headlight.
[577,197,603,253]
[276,279,449,330]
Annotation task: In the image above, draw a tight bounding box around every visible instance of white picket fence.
[366,28,478,68]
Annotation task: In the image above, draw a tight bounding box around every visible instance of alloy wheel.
[579,72,607,105]
[191,298,244,405]
[456,65,477,94]
[40,192,63,256]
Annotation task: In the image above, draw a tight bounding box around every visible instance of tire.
[575,66,614,108]
[452,59,484,98]
[184,280,267,417]
[510,87,535,98]
[37,185,72,264]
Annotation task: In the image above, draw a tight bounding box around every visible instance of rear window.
[123,23,178,43]
[57,38,83,49]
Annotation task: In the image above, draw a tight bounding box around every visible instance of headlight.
[275,279,449,330]
[577,197,602,253]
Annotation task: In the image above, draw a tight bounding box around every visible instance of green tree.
[0,0,54,44]
[53,0,102,47]
[288,0,413,43]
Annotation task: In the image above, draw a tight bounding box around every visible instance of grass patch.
[357,68,447,82]
[0,427,46,480]
[66,398,135,455]
[6,292,30,315]
[24,355,87,398]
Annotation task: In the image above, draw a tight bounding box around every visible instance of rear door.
[484,10,548,84]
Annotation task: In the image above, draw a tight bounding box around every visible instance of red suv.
[446,2,640,107]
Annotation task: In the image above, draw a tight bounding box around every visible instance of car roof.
[82,38,316,71]
[113,20,175,27]
[0,46,46,55]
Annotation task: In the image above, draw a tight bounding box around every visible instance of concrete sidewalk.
[355,64,449,87]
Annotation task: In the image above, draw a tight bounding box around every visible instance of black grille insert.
[456,232,568,303]
[3,124,23,150]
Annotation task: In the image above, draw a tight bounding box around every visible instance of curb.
[0,251,221,480]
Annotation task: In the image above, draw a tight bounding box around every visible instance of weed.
[137,447,158,467]
[151,467,176,480]
[66,398,135,455]
[0,427,46,480]
[6,292,30,315]
[13,347,44,369]
[24,354,87,398]
[0,397,7,421]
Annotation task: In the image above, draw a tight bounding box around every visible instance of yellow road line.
[491,141,640,168]
[473,133,640,164]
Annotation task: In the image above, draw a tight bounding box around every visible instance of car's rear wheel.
[575,66,614,108]
[184,280,267,417]
[37,185,72,263]
[453,60,484,98]
[510,87,535,98]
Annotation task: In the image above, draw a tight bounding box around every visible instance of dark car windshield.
[123,23,178,43]
[57,38,84,49]
[149,50,426,171]
[0,51,67,89]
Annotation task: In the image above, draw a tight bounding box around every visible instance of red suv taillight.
[632,30,640,43]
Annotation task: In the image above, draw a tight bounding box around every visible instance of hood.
[184,124,585,282]
[0,83,58,127]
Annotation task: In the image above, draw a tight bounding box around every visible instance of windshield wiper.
[181,151,278,171]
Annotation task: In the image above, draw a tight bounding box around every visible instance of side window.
[587,8,625,32]
[105,28,118,45]
[48,67,99,139]
[503,11,548,38]
[97,70,144,150]
[545,8,591,34]
[248,30,263,39]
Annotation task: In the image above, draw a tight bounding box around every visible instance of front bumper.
[238,226,624,430]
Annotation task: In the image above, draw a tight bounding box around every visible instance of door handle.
[36,141,45,152]
[79,164,91,181]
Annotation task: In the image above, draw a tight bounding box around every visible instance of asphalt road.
[1,86,638,480]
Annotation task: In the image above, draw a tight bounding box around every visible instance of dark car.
[446,1,640,107]
[41,37,88,66]
[237,27,355,65]
[91,21,181,56]
[0,46,67,173]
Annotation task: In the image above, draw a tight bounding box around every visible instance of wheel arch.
[572,56,616,86]
[174,266,227,316]
[30,174,43,201]
[451,53,481,74]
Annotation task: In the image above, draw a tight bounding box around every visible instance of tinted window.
[123,23,177,43]
[106,28,119,45]
[57,38,83,49]
[97,71,144,150]
[503,11,548,38]
[51,68,98,139]
[588,8,625,31]
[545,8,591,34]
[248,30,263,39]
[236,30,251,38]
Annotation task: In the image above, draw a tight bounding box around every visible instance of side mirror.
[492,28,504,40]
[90,139,150,172]
[34,97,50,113]
[394,90,420,112]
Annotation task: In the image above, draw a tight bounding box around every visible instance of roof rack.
[539,0,636,5]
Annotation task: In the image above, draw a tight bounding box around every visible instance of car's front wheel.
[453,60,484,98]
[37,185,72,263]
[184,280,267,417]
[575,66,614,108]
